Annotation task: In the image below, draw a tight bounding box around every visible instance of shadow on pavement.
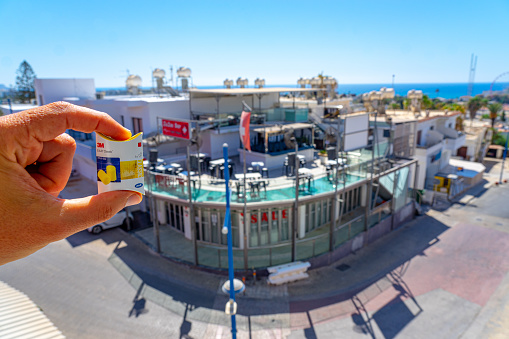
[107,210,449,333]
[110,234,218,315]
[290,214,449,313]
[351,295,376,339]
[129,282,149,318]
[303,311,317,339]
[431,179,490,212]
[179,304,193,339]
[348,261,424,339]
[483,158,500,172]
[66,211,150,248]
[66,229,124,248]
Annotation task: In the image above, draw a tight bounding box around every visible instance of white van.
[87,209,134,234]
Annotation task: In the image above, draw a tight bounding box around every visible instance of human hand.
[0,102,142,265]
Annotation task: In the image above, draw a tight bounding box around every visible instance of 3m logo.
[97,143,104,148]
[138,142,141,147]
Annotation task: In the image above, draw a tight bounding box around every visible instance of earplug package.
[96,132,144,195]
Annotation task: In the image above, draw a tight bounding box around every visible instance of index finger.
[4,101,132,142]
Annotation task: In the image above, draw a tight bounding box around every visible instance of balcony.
[442,132,466,152]
[416,130,443,149]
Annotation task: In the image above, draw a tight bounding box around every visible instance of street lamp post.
[221,143,245,339]
[500,130,509,183]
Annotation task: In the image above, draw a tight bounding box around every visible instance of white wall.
[34,79,95,105]
[207,129,241,159]
[81,97,190,136]
[190,93,279,115]
[413,141,444,190]
[73,156,97,183]
[147,100,190,127]
[416,119,436,147]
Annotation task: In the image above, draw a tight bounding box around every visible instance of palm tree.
[467,96,488,126]
[488,102,503,128]
[422,95,432,110]
[452,103,466,114]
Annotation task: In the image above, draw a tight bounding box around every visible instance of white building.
[34,78,96,105]
[380,111,466,191]
[33,77,422,272]
[0,102,38,115]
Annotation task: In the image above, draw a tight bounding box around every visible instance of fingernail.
[126,193,142,207]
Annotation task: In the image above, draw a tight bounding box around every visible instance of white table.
[326,159,346,167]
[235,173,262,180]
[209,158,230,166]
[155,165,166,172]
[251,162,265,171]
[297,168,313,191]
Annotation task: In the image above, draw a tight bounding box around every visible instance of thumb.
[59,190,143,235]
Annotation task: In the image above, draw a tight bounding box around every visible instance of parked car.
[87,209,133,234]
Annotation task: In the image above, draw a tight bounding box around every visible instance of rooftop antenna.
[467,53,477,96]
[169,65,174,87]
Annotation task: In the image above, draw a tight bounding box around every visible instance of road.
[1,166,509,338]
[0,229,209,338]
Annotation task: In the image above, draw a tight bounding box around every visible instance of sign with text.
[162,119,190,140]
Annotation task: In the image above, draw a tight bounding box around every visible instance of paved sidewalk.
[53,172,509,338]
[105,205,449,333]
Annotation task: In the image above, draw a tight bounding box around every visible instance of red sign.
[241,210,288,223]
[239,111,251,151]
[162,119,190,140]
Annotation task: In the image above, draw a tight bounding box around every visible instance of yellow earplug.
[107,165,117,182]
[98,170,111,185]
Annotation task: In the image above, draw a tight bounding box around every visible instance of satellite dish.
[325,126,337,144]
[284,128,297,149]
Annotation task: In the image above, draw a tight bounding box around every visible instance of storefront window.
[175,204,182,230]
[201,209,210,242]
[231,211,240,248]
[210,210,219,244]
[324,199,330,223]
[310,203,316,230]
[260,209,269,246]
[317,201,322,227]
[270,209,279,244]
[249,212,258,247]
[281,208,290,241]
[304,204,310,233]
[220,210,227,245]
[195,210,201,240]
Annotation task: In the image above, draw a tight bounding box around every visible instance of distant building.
[0,102,38,115]
[34,78,96,106]
[36,78,425,272]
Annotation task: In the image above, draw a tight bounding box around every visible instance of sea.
[97,82,509,100]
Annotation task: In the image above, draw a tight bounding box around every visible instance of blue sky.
[1,0,508,88]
